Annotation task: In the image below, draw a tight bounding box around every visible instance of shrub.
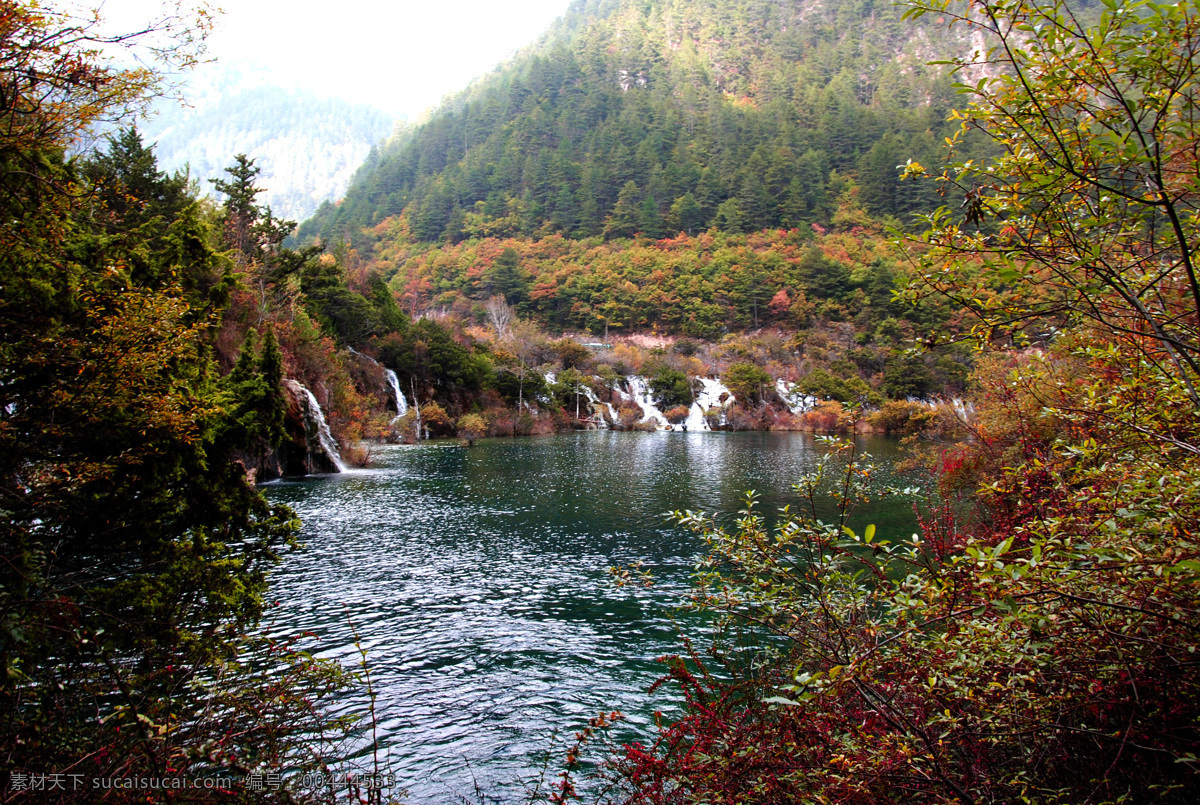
[457,413,487,445]
[664,405,691,424]
[796,367,880,405]
[623,427,1200,803]
[671,338,699,356]
[418,401,454,437]
[722,362,772,406]
[649,367,692,409]
[866,400,936,434]
[799,400,848,432]
[881,354,936,399]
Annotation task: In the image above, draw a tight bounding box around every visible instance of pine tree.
[668,192,704,235]
[604,180,642,239]
[638,194,667,239]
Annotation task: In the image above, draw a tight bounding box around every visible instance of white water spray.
[283,379,348,473]
[579,383,611,429]
[685,377,734,431]
[775,379,819,414]
[383,368,409,419]
[349,347,408,419]
[906,396,974,424]
[625,376,669,429]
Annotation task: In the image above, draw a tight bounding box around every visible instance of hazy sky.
[98,0,573,118]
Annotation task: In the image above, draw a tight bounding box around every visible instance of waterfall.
[906,395,975,424]
[579,383,606,428]
[283,379,348,473]
[776,379,819,414]
[625,376,668,429]
[609,375,735,431]
[950,397,974,423]
[383,368,409,419]
[685,377,734,431]
[349,347,408,419]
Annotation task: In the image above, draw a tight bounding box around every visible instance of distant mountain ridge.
[300,0,982,246]
[141,81,394,222]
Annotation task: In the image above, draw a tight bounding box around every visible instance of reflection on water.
[262,431,918,802]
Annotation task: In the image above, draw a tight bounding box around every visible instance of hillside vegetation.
[302,0,987,247]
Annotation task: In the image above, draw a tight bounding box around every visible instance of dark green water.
[262,431,919,802]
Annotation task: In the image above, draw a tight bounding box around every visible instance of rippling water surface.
[262,431,916,802]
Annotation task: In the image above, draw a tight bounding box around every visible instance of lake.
[262,431,920,802]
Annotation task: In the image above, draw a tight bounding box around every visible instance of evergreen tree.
[86,127,190,236]
[668,192,703,235]
[638,194,667,239]
[0,5,343,785]
[714,197,748,233]
[489,247,529,305]
[604,180,642,239]
[299,0,977,246]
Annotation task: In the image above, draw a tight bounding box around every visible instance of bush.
[797,367,880,405]
[625,427,1200,803]
[553,338,591,369]
[614,404,643,429]
[649,367,692,409]
[664,405,691,424]
[724,403,774,431]
[799,400,849,432]
[418,401,454,437]
[671,338,699,356]
[881,355,936,399]
[722,362,772,406]
[866,400,936,434]
[457,413,487,444]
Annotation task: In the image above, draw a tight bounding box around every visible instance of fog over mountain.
[137,65,395,221]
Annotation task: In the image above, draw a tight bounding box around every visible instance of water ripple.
[262,432,915,802]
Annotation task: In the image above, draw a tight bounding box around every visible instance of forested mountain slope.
[142,81,394,221]
[300,0,986,247]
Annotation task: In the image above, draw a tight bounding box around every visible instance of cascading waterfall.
[349,346,408,419]
[580,383,610,429]
[624,376,669,429]
[951,397,974,423]
[906,396,974,423]
[383,368,409,420]
[283,379,348,473]
[686,377,734,431]
[775,379,819,414]
[607,375,734,431]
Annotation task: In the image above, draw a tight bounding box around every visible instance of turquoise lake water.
[262,431,920,802]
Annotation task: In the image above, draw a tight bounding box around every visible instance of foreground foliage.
[625,420,1200,802]
[610,0,1200,801]
[0,3,372,800]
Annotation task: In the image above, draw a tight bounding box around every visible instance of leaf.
[762,695,802,707]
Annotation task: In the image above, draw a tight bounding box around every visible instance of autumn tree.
[908,0,1200,407]
[485,293,515,339]
[620,2,1200,802]
[0,3,351,797]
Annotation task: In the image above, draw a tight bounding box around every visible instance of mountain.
[140,70,395,222]
[299,0,983,247]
